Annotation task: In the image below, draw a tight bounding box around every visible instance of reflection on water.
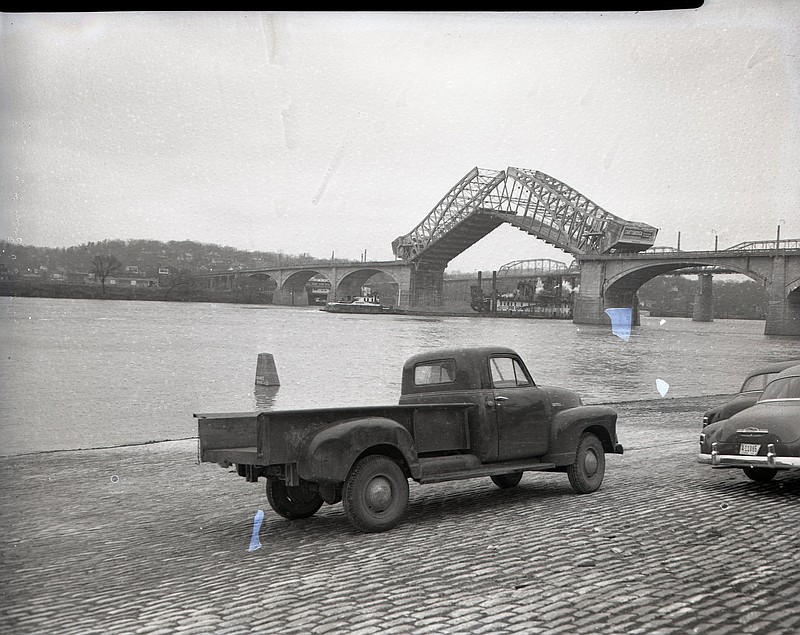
[254,385,280,411]
[2,297,800,455]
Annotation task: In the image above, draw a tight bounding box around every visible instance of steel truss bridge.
[201,166,799,334]
[391,166,659,270]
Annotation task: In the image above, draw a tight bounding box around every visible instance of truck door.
[488,355,550,460]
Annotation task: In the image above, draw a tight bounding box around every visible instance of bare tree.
[162,267,194,300]
[90,254,122,294]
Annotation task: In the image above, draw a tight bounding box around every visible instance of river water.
[2,296,799,456]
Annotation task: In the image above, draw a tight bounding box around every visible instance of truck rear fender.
[542,405,620,465]
[300,417,420,484]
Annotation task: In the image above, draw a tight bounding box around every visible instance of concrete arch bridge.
[575,241,800,335]
[203,260,412,307]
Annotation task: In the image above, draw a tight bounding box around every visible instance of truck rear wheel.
[567,432,605,494]
[266,479,324,519]
[490,473,523,489]
[343,455,409,533]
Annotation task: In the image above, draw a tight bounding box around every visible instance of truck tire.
[266,479,324,519]
[343,455,409,533]
[567,432,605,494]
[743,466,777,483]
[490,473,523,489]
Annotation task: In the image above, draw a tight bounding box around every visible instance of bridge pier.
[765,256,800,335]
[272,287,310,306]
[765,294,800,335]
[692,273,713,322]
[573,260,607,325]
[573,260,640,327]
[411,267,445,307]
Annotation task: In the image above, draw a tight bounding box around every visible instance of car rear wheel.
[567,432,605,494]
[490,473,523,489]
[743,466,777,483]
[343,455,409,533]
[266,478,324,519]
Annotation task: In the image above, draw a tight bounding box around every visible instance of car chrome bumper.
[698,442,800,469]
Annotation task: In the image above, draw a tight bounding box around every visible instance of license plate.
[740,443,761,456]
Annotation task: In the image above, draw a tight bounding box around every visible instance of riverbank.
[3,393,799,635]
[0,279,263,304]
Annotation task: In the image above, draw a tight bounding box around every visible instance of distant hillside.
[0,238,354,280]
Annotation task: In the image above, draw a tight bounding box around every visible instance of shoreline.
[0,393,733,459]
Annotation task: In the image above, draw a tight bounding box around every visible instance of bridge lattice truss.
[392,167,658,268]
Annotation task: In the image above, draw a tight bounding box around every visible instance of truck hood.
[539,386,583,413]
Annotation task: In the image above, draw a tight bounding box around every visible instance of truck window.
[490,357,531,388]
[414,360,456,385]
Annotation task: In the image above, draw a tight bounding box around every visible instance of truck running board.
[418,456,557,484]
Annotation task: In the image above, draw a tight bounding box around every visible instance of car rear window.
[414,360,456,386]
[741,373,776,392]
[760,376,800,401]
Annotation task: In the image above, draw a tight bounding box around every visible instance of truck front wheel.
[567,432,605,494]
[266,479,324,519]
[343,455,409,533]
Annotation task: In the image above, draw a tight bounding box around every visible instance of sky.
[1,6,799,272]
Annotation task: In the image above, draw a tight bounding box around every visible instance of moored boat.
[321,295,403,314]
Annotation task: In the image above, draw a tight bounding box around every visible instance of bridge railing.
[724,239,800,251]
[497,258,579,277]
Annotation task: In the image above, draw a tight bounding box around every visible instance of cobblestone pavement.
[1,395,799,635]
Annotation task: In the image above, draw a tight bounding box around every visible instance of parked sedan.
[698,364,800,483]
[702,359,800,427]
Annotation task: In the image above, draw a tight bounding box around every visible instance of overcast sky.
[1,6,798,271]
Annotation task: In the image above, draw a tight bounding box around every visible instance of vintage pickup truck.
[195,346,623,533]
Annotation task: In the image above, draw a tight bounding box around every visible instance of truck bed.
[195,403,475,467]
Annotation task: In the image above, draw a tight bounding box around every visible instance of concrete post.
[692,273,713,322]
[255,353,280,386]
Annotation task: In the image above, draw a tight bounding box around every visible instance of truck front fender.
[541,405,621,466]
[299,417,420,484]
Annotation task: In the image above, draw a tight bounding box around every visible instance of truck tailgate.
[195,412,261,465]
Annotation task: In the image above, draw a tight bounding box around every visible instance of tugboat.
[320,287,403,315]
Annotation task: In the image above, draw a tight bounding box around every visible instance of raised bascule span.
[391,166,659,269]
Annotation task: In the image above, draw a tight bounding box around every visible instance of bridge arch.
[604,261,769,304]
[335,268,401,305]
[245,272,279,285]
[243,273,278,302]
[787,275,800,297]
[277,269,331,306]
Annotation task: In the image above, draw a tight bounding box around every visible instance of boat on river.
[321,295,403,315]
